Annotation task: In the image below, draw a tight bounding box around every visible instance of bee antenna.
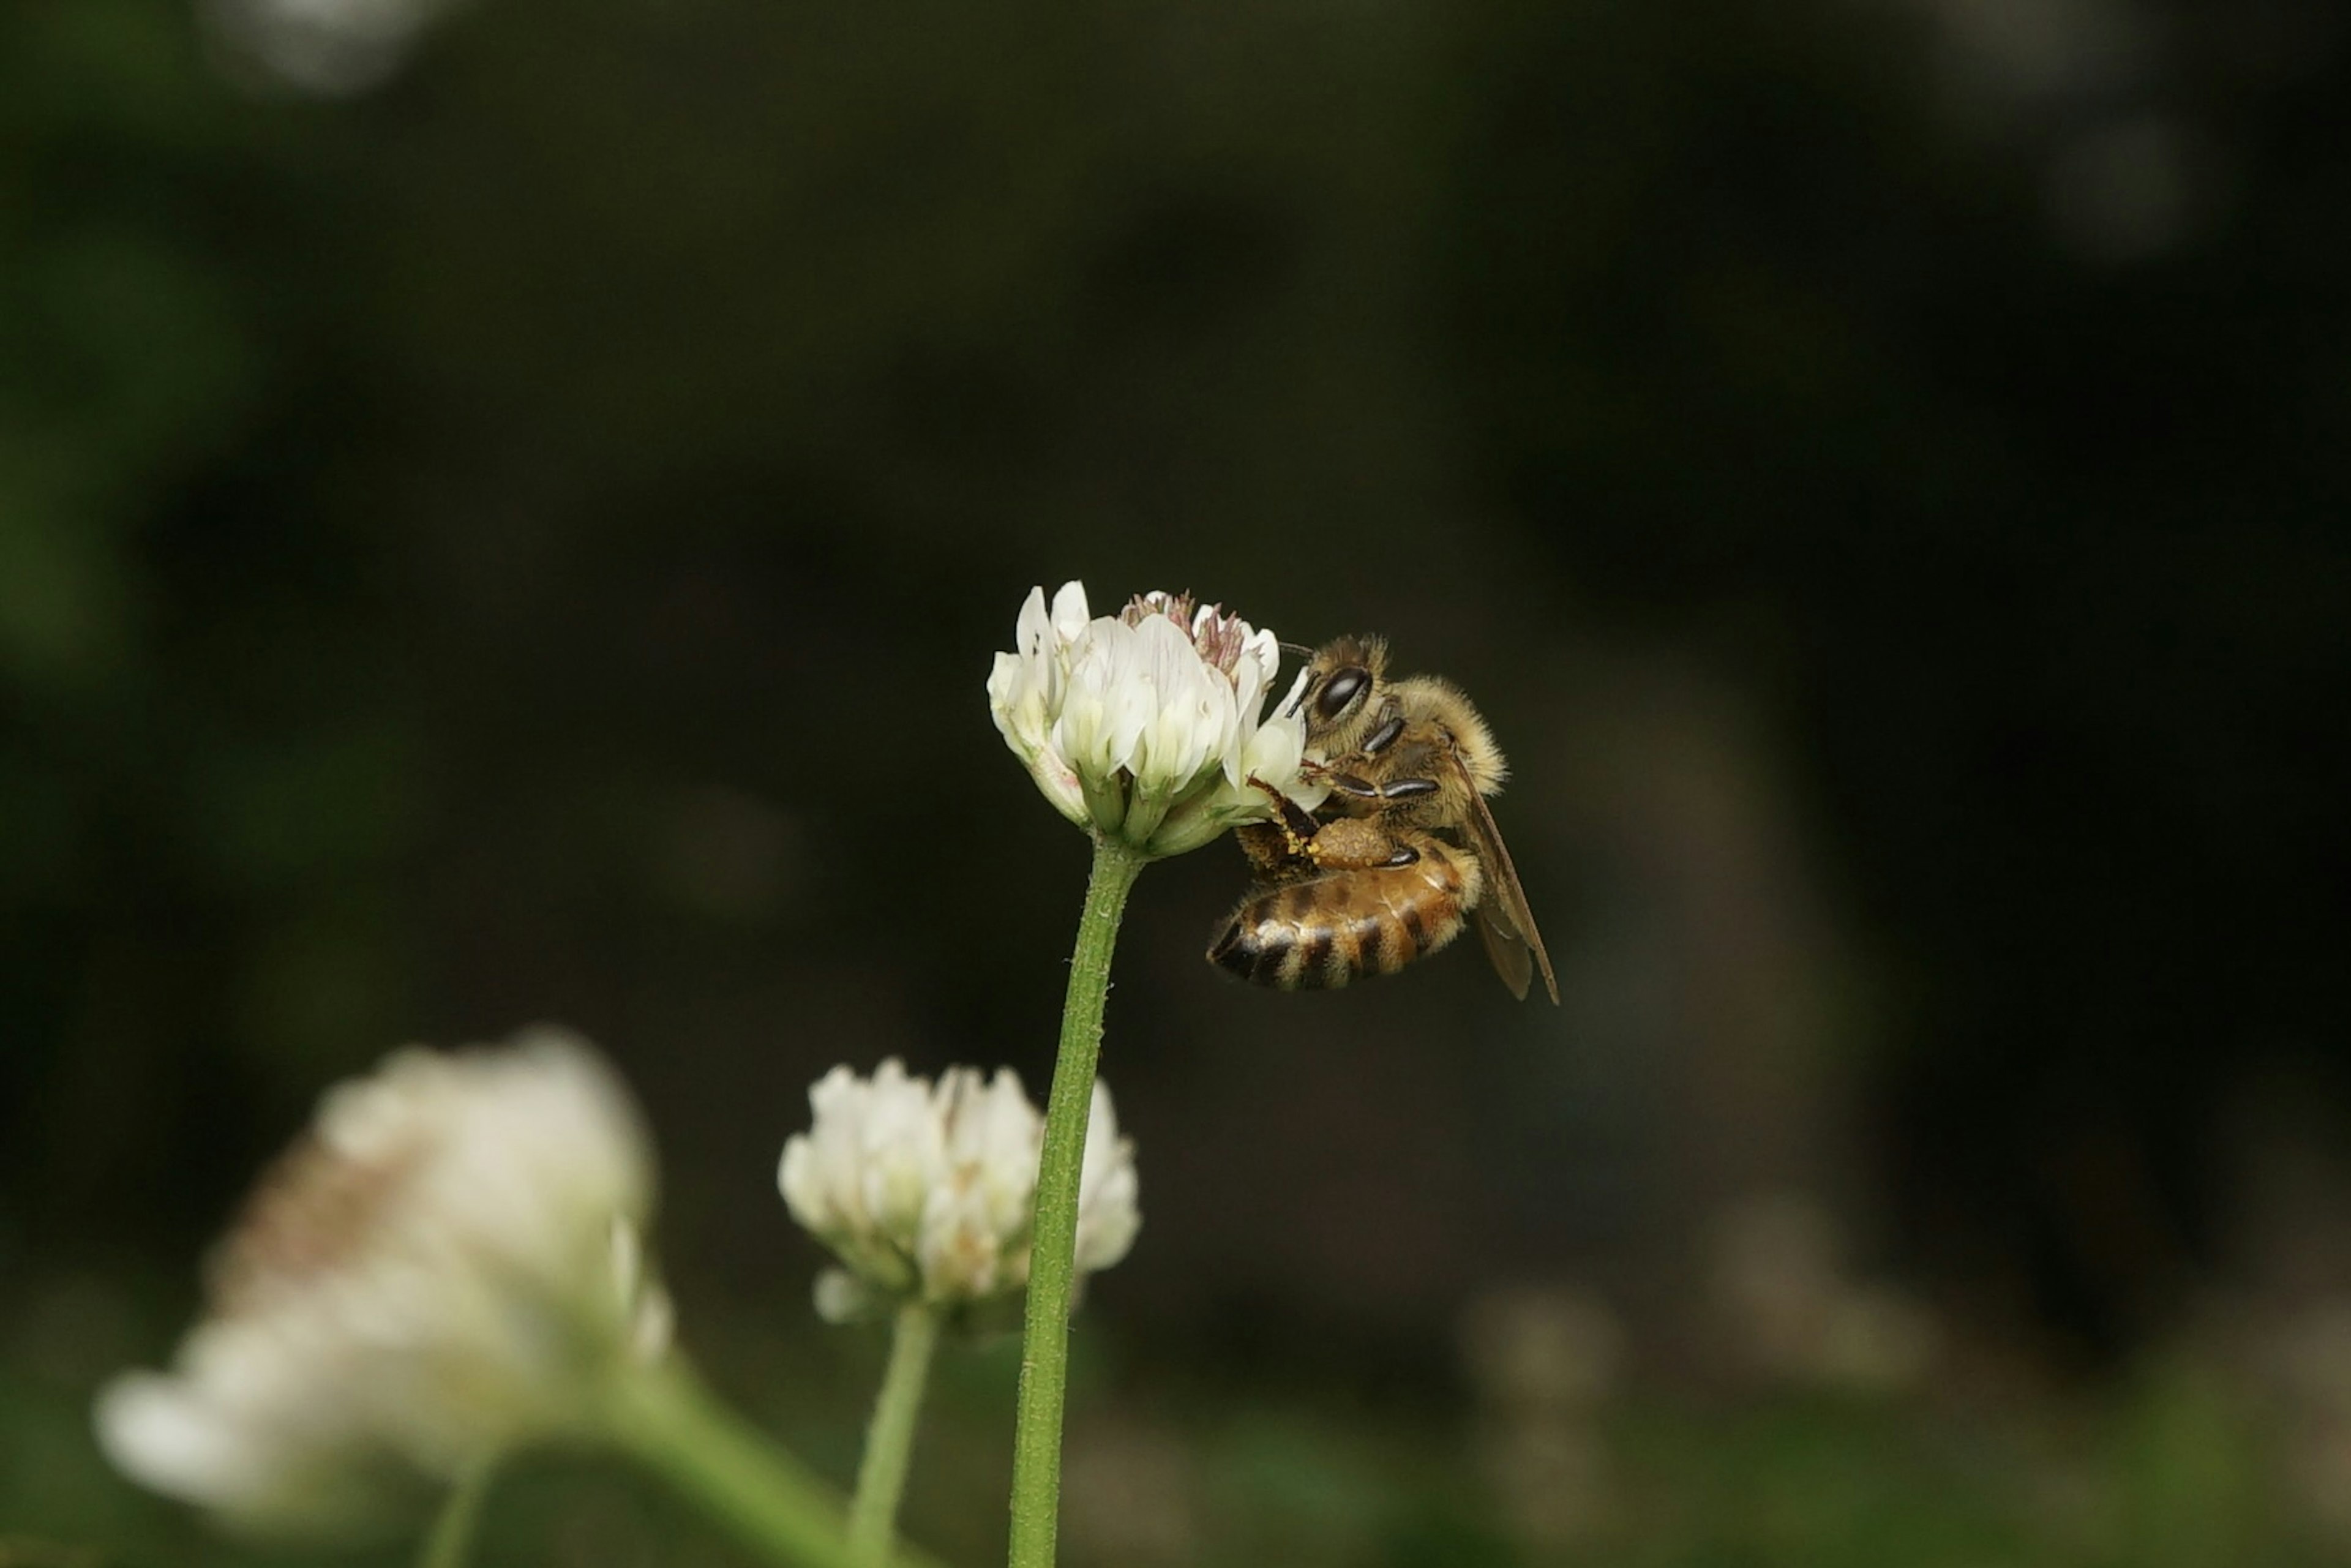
[1279,640,1318,659]
[1283,670,1318,717]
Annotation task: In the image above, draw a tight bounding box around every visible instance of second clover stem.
[416,1458,495,1568]
[1006,833,1149,1568]
[607,1359,941,1568]
[849,1302,942,1566]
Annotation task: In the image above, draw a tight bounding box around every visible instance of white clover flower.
[96,1028,672,1532]
[779,1060,1139,1323]
[988,582,1327,858]
[204,0,456,97]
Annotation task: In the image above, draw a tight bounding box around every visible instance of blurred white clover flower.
[779,1060,1139,1324]
[95,1029,672,1532]
[203,0,459,97]
[988,582,1327,858]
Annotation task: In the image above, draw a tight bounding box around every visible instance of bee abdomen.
[1207,858,1469,991]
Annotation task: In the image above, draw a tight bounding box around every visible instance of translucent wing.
[1447,748,1561,1005]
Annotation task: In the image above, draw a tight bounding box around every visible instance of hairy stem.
[1006,833,1149,1568]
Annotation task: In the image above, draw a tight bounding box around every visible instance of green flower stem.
[416,1458,495,1568]
[607,1359,942,1568]
[1007,832,1150,1568]
[849,1302,943,1565]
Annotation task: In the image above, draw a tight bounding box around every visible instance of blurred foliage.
[6,0,2350,1559]
[6,1303,2346,1565]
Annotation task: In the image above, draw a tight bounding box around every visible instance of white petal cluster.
[779,1059,1141,1323]
[988,582,1326,857]
[95,1029,671,1532]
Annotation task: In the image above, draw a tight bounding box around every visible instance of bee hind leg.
[1301,817,1414,872]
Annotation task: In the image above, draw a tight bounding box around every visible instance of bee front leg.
[1318,771,1384,803]
[1360,711,1408,756]
[1243,776,1323,861]
[1314,769,1441,808]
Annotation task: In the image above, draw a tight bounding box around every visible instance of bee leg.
[1244,775,1323,858]
[1233,822,1301,877]
[1360,711,1408,756]
[1301,817,1411,871]
[1321,772,1384,801]
[1378,777,1442,801]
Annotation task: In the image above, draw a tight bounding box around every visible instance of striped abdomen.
[1208,836,1484,989]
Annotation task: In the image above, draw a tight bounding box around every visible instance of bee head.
[1293,635,1388,740]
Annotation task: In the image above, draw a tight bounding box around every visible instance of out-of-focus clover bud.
[778,1060,1139,1323]
[95,1029,671,1533]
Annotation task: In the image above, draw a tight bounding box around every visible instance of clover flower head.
[778,1059,1140,1322]
[988,581,1326,857]
[94,1029,671,1532]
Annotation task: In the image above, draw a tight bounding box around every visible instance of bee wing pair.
[1453,752,1561,1005]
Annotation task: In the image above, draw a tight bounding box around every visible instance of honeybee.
[1207,635,1561,1003]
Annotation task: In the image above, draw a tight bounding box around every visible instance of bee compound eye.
[1314,667,1370,719]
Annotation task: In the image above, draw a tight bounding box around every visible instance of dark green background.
[4,0,2348,1561]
